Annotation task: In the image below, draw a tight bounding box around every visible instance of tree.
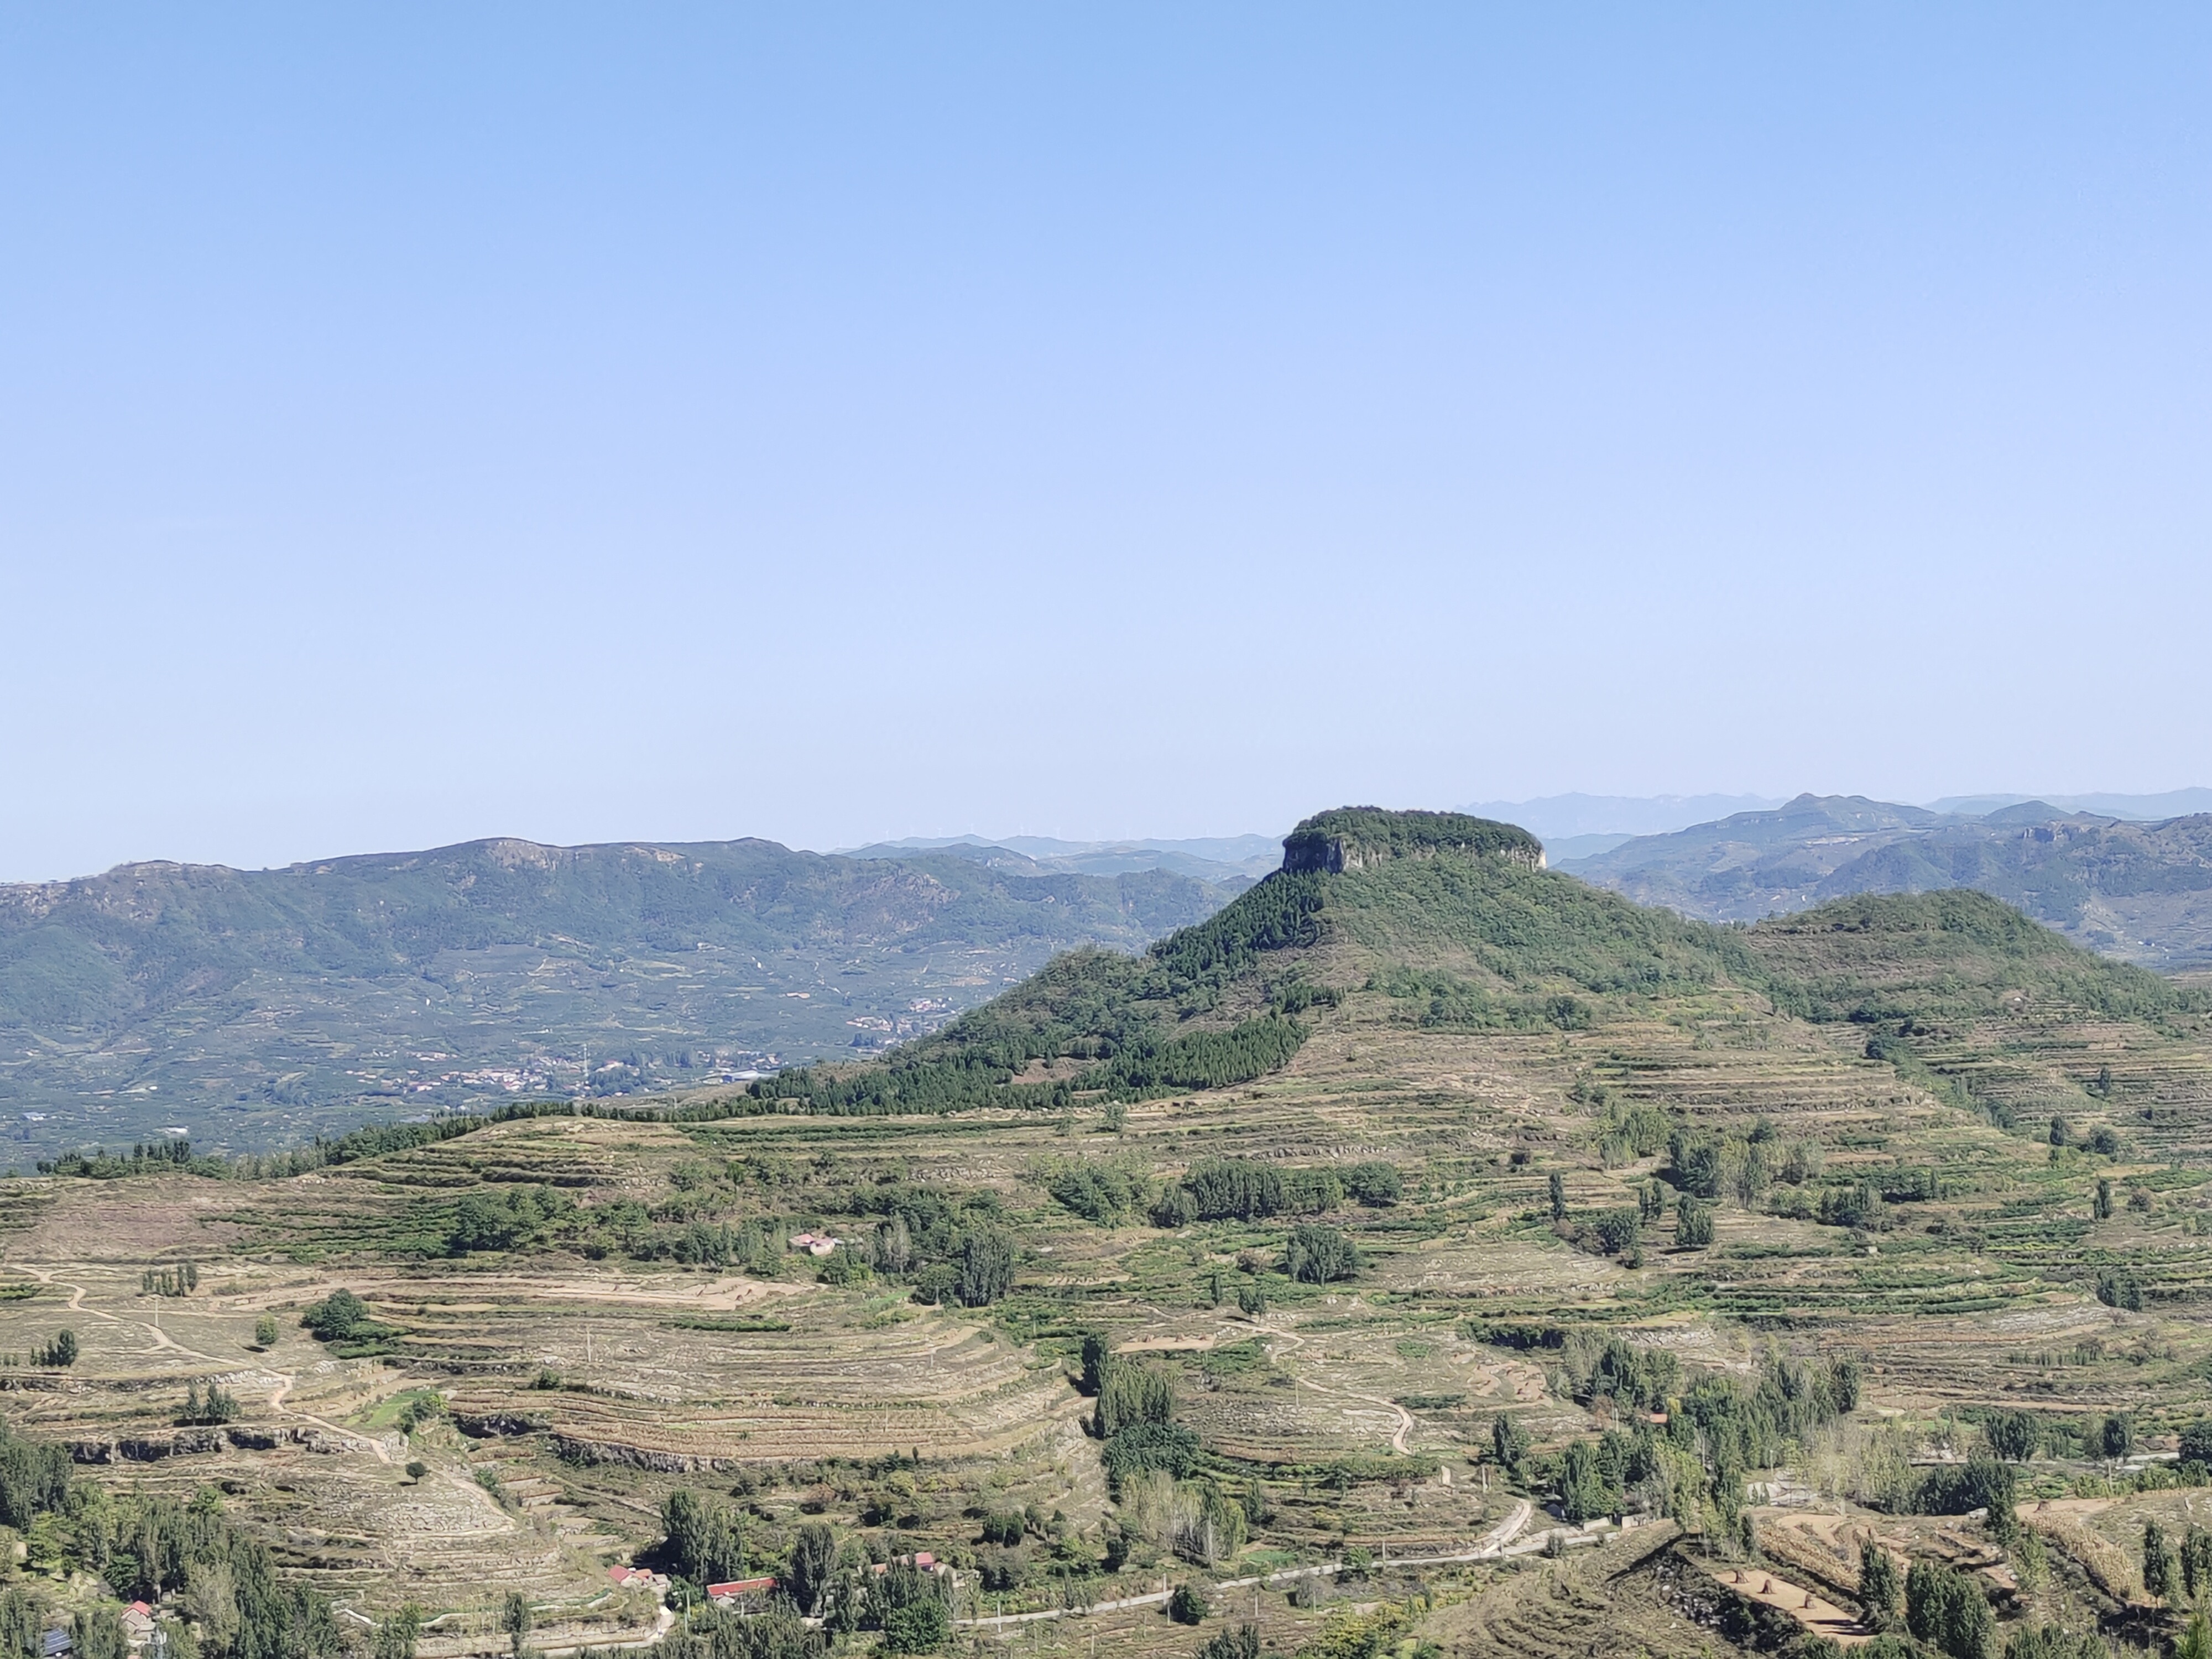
[2048,1115,2069,1147]
[1906,1558,1993,1659]
[185,1558,242,1657]
[2093,1178,2114,1220]
[372,1604,422,1659]
[1591,1208,1641,1256]
[2181,1418,2212,1468]
[73,1607,128,1659]
[2146,1520,2178,1605]
[957,1227,1015,1307]
[1285,1225,1357,1284]
[880,1599,947,1655]
[1676,1200,1714,1249]
[1079,1332,1112,1395]
[2178,1611,2212,1659]
[1859,1540,1901,1630]
[787,1523,837,1615]
[1094,1363,1173,1437]
[1547,1171,1567,1222]
[873,1215,913,1276]
[253,1314,279,1349]
[1491,1414,1531,1471]
[405,1460,429,1481]
[1985,1410,2038,1463]
[1166,1584,1207,1626]
[500,1592,531,1659]
[1235,1284,1266,1318]
[2181,1524,2212,1601]
[2099,1413,2135,1463]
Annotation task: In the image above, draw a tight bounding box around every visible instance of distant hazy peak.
[1928,787,2212,821]
[1458,792,1786,839]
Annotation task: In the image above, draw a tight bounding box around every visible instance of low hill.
[1562,794,2212,968]
[0,837,1235,1159]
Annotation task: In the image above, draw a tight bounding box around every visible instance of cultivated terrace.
[5,810,2212,1659]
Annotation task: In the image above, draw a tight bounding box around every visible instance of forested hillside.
[0,837,1234,1159]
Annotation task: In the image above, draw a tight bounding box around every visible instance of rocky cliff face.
[1279,807,1546,875]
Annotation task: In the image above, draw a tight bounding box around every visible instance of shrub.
[2006,1626,2121,1659]
[1167,1583,1207,1626]
[252,1314,279,1349]
[1340,1163,1402,1206]
[1198,1625,1260,1659]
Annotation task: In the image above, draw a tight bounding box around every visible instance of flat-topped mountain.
[759,805,2199,1120]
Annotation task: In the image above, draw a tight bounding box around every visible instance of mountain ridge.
[1561,792,2212,967]
[0,834,1239,1159]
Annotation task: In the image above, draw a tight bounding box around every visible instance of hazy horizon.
[5,8,2208,881]
[11,784,2212,886]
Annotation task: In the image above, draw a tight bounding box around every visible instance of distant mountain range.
[1556,793,2212,968]
[837,833,1281,885]
[0,837,1238,1159]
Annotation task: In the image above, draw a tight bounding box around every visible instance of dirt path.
[27,1267,391,1464]
[1261,1325,1419,1455]
[954,1500,1540,1630]
[1714,1566,1867,1647]
[25,1267,227,1364]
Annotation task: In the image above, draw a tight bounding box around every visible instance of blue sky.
[2,5,2207,879]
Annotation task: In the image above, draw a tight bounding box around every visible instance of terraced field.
[7,818,2212,1658]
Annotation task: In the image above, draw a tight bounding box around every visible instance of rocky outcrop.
[1280,808,1546,875]
[551,1433,732,1473]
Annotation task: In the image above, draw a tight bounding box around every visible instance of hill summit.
[755,805,2198,1120]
